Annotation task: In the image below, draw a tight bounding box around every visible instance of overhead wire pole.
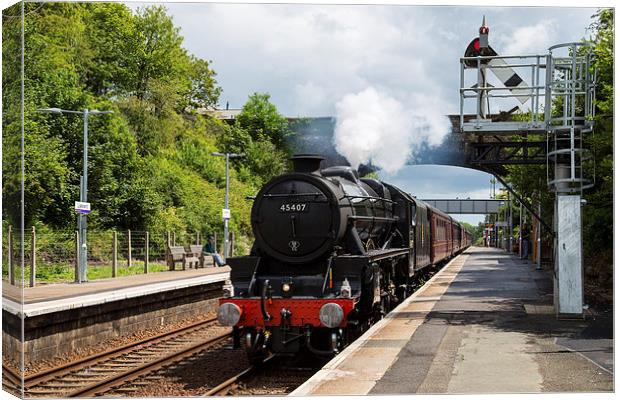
[36,108,113,282]
[211,152,245,262]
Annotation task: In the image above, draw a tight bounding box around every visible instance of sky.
[130,1,599,224]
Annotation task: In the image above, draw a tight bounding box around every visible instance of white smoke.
[334,87,451,175]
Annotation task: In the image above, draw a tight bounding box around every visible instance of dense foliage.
[2,3,289,243]
[581,9,614,293]
[501,9,614,302]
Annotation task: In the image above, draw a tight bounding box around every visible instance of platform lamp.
[37,108,113,282]
[211,152,245,262]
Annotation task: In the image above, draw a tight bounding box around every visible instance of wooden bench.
[187,245,214,268]
[167,245,199,270]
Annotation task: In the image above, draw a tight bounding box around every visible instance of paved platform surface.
[293,247,613,395]
[2,267,230,317]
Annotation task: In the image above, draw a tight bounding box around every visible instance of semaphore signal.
[464,16,530,109]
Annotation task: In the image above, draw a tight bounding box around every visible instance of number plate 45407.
[279,203,309,212]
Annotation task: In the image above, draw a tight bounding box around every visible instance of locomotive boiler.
[217,154,471,362]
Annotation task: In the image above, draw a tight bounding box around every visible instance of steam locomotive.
[217,155,472,362]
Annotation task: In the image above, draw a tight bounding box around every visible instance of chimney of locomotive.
[291,154,325,174]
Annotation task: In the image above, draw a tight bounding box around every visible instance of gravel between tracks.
[116,341,250,397]
[233,365,322,395]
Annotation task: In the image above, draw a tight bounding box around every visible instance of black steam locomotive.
[217,154,471,362]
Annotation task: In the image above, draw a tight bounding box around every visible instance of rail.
[203,354,276,396]
[3,316,231,398]
[71,331,233,397]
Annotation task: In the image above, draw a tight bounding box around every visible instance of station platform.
[2,267,230,317]
[2,267,230,364]
[292,247,613,395]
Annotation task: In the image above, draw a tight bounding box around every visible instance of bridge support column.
[554,195,584,317]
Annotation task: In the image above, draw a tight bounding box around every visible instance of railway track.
[201,355,324,396]
[203,355,275,396]
[3,317,232,398]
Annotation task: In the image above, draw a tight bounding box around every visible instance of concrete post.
[508,190,513,252]
[112,231,117,277]
[230,231,235,257]
[555,195,584,316]
[75,230,80,283]
[196,231,200,246]
[8,226,14,286]
[172,231,176,246]
[127,229,132,268]
[166,231,173,271]
[519,202,523,258]
[30,226,36,287]
[537,196,542,270]
[144,231,149,274]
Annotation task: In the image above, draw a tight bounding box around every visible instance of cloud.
[498,19,559,55]
[294,82,331,116]
[165,4,453,115]
[163,4,594,117]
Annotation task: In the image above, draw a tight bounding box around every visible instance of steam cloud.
[334,87,451,175]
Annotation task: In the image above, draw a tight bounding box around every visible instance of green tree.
[580,8,613,289]
[2,2,258,256]
[236,93,291,147]
[187,56,222,110]
[81,3,136,96]
[130,6,189,101]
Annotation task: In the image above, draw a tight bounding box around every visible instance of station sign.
[222,208,231,220]
[75,201,91,214]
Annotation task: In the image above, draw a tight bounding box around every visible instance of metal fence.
[2,226,250,287]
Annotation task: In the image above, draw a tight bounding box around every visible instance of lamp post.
[37,108,113,282]
[211,152,244,262]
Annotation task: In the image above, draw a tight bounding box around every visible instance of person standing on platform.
[204,235,225,267]
[521,225,530,259]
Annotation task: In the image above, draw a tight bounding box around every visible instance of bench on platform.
[187,245,214,268]
[167,245,198,270]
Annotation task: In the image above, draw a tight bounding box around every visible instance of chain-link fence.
[2,226,254,287]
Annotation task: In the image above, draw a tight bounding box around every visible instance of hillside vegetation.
[2,3,290,245]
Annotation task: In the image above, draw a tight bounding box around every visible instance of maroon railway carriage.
[428,205,454,264]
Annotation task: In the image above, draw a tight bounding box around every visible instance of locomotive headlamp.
[218,303,242,326]
[222,279,234,298]
[340,278,352,299]
[319,303,344,328]
[281,279,294,297]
